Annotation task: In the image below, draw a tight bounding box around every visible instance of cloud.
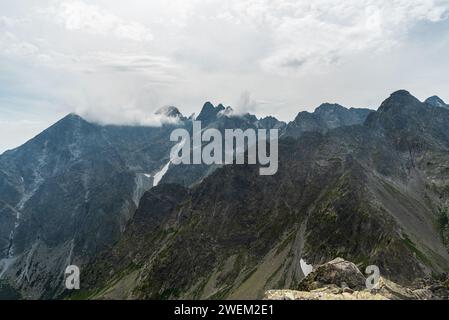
[234,91,258,115]
[0,32,40,57]
[224,0,449,73]
[0,16,24,28]
[79,52,178,77]
[76,103,182,127]
[41,0,153,42]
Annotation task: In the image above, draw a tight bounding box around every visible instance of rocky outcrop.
[298,258,366,291]
[265,258,449,300]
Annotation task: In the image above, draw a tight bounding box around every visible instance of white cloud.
[76,103,181,127]
[235,91,258,115]
[41,0,153,42]
[0,32,39,56]
[0,16,22,28]
[224,0,449,73]
[79,52,177,76]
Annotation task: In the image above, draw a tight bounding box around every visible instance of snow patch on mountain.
[153,162,170,187]
[153,139,186,187]
[300,258,313,277]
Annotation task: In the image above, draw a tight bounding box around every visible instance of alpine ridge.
[2,91,449,300]
[77,91,449,299]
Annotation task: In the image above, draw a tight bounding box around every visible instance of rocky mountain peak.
[197,102,227,123]
[22,113,92,148]
[284,102,373,138]
[364,90,449,150]
[315,103,347,114]
[155,106,184,119]
[257,116,287,130]
[65,112,85,121]
[378,90,422,111]
[217,106,234,118]
[425,95,449,109]
[391,89,412,97]
[201,101,214,111]
[216,103,226,110]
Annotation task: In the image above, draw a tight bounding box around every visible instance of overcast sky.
[1,0,449,153]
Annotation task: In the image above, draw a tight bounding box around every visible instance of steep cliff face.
[78,92,449,300]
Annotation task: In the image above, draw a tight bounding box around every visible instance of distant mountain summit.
[196,102,226,124]
[366,90,449,150]
[425,95,449,109]
[376,90,422,112]
[155,106,185,119]
[315,103,372,128]
[284,102,373,138]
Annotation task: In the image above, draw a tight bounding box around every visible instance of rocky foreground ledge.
[265,258,449,300]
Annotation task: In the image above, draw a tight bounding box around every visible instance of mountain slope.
[79,91,449,300]
[0,114,186,298]
[3,91,449,300]
[0,104,286,299]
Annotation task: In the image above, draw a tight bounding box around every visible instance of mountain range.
[1,91,449,299]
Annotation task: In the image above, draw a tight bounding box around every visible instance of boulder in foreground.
[265,258,449,300]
